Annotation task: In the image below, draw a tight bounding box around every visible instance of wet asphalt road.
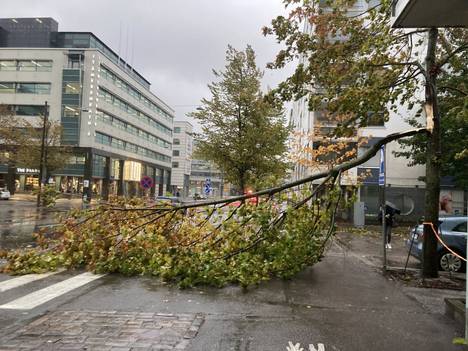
[0,195,465,350]
[0,194,81,249]
[0,242,465,351]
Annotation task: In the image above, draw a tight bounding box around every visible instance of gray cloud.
[1,0,293,124]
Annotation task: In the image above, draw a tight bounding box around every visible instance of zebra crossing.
[0,270,105,310]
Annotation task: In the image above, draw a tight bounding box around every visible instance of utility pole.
[37,101,49,207]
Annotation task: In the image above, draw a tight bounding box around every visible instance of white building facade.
[170,121,193,197]
[0,18,174,199]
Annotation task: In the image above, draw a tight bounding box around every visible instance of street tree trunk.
[422,28,441,278]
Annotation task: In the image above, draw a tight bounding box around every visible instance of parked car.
[155,196,181,205]
[406,216,468,272]
[0,188,10,200]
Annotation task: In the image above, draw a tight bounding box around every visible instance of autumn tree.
[0,104,72,193]
[264,0,468,277]
[190,45,290,194]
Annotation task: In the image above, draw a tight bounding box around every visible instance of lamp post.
[37,101,49,207]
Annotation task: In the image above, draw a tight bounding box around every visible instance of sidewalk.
[0,238,463,351]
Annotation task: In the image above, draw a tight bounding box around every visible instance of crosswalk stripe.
[0,270,64,292]
[0,272,105,310]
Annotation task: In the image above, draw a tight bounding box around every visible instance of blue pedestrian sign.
[204,178,212,195]
[378,145,385,186]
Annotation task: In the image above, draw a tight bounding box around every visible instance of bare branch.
[438,43,468,69]
[439,86,468,96]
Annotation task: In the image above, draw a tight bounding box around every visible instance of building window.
[366,111,385,127]
[174,127,181,133]
[1,82,52,94]
[172,162,179,168]
[63,82,81,94]
[63,105,80,118]
[173,138,180,145]
[0,60,16,71]
[0,60,52,72]
[0,82,15,93]
[12,105,45,116]
[173,150,180,156]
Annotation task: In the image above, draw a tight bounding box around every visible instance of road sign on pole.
[204,178,211,195]
[140,176,154,189]
[379,145,385,186]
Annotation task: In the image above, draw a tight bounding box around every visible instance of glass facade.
[100,65,173,122]
[61,65,83,145]
[95,132,171,164]
[8,104,45,116]
[0,82,51,94]
[98,88,172,136]
[0,59,52,72]
[96,110,171,149]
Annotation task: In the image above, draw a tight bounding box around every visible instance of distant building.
[190,158,234,198]
[170,121,192,197]
[0,18,174,199]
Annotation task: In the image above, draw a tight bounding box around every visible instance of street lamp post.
[37,101,49,207]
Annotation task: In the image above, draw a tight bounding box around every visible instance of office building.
[170,120,192,197]
[0,17,174,199]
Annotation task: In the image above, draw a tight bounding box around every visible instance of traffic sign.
[140,176,154,189]
[204,178,212,195]
[379,145,385,186]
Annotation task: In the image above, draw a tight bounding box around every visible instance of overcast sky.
[2,0,294,126]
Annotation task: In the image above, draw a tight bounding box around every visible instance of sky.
[1,0,294,126]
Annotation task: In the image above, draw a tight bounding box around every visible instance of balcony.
[391,0,468,28]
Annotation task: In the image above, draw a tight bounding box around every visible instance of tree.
[263,0,468,277]
[395,29,468,189]
[0,104,72,192]
[190,45,290,194]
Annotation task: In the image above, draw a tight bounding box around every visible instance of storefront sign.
[16,168,40,174]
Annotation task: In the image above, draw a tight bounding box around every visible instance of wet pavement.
[0,201,465,350]
[0,241,465,351]
[0,194,82,249]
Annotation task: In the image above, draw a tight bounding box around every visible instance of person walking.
[379,203,401,249]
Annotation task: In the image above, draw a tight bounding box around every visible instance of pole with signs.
[379,145,387,271]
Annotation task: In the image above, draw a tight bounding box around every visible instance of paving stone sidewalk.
[0,310,204,351]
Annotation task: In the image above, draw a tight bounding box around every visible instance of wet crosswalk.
[0,270,105,310]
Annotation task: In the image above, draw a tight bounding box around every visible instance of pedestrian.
[378,203,401,249]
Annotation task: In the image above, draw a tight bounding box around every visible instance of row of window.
[95,132,171,164]
[0,60,53,72]
[7,104,46,116]
[98,88,172,137]
[96,110,171,149]
[0,82,51,94]
[100,65,173,122]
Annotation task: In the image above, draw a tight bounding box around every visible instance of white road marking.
[0,272,105,310]
[0,270,64,292]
